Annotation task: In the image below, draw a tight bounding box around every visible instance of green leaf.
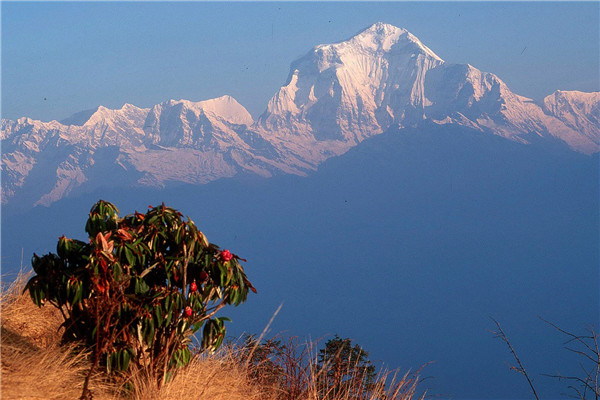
[134,277,150,295]
[154,305,162,326]
[124,246,136,266]
[121,349,131,371]
[72,283,83,305]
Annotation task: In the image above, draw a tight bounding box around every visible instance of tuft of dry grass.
[1,271,64,348]
[240,335,426,400]
[1,271,424,400]
[127,345,269,400]
[1,271,116,400]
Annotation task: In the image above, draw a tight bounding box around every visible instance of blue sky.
[2,2,599,122]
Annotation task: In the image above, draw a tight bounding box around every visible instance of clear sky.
[2,1,599,122]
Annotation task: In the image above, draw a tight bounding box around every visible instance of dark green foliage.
[316,335,377,399]
[241,334,286,389]
[25,200,255,386]
[240,334,378,400]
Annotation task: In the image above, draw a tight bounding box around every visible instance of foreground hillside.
[0,273,423,400]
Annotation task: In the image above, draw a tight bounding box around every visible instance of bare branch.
[538,317,600,399]
[490,317,540,400]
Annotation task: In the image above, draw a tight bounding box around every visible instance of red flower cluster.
[190,281,198,292]
[221,250,233,262]
[184,306,192,318]
[199,271,208,282]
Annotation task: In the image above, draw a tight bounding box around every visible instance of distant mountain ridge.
[2,22,599,207]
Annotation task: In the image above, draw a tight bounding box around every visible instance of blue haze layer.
[2,125,598,398]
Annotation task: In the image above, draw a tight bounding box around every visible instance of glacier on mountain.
[2,22,598,207]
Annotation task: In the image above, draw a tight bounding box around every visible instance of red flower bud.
[184,306,192,318]
[199,271,208,282]
[221,250,233,262]
[190,282,197,292]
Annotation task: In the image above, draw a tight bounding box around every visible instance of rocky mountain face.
[2,22,599,208]
[542,90,600,144]
[257,23,444,155]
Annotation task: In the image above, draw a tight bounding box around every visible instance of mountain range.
[2,22,598,208]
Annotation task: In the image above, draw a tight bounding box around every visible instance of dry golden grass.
[1,271,63,348]
[1,272,423,400]
[0,273,275,400]
[126,348,268,400]
[0,272,116,400]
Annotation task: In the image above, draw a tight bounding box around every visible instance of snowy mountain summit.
[259,23,443,141]
[258,23,598,156]
[2,23,599,207]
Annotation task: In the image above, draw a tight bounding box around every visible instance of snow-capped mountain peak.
[84,104,148,128]
[143,96,255,148]
[258,21,446,147]
[1,94,265,206]
[156,96,253,126]
[186,95,253,126]
[542,90,600,144]
[346,22,443,60]
[2,22,599,208]
[59,103,149,128]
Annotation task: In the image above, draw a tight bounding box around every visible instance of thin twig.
[245,302,283,368]
[490,317,540,400]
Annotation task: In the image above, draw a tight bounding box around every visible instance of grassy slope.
[1,273,421,400]
[0,274,264,400]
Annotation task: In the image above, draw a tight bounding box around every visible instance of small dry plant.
[124,343,266,400]
[540,318,600,399]
[492,316,600,400]
[1,271,116,400]
[240,334,426,400]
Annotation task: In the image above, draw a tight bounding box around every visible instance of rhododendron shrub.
[25,200,255,391]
